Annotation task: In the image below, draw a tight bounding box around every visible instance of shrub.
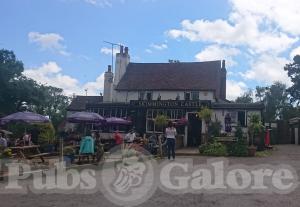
[227,125,248,157]
[208,121,222,139]
[0,148,12,158]
[33,123,56,146]
[199,140,228,156]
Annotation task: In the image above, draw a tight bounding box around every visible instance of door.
[187,113,202,147]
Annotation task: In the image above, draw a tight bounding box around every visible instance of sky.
[2,0,300,100]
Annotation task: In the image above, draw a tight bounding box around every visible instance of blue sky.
[2,0,300,100]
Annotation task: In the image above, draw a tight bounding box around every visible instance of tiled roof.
[116,61,225,93]
[67,96,103,111]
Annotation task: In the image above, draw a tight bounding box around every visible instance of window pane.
[192,91,199,100]
[185,92,191,100]
[146,92,152,101]
[237,111,246,127]
[147,119,154,132]
[139,91,145,100]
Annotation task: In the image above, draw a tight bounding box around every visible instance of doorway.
[187,113,202,147]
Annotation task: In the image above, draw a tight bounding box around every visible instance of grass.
[256,150,273,157]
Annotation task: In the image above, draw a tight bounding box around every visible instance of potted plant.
[63,146,75,166]
[154,114,168,157]
[247,114,264,157]
[0,148,13,176]
[197,107,212,144]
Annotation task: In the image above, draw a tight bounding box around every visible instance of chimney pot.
[125,47,129,54]
[108,65,112,72]
[120,45,124,54]
[222,60,226,69]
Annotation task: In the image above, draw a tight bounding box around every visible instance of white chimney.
[114,46,130,86]
[103,65,113,102]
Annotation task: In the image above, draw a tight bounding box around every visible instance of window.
[237,111,246,127]
[146,92,153,101]
[138,91,145,100]
[184,92,191,101]
[191,91,199,100]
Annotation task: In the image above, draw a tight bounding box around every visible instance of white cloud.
[195,45,240,67]
[226,80,247,100]
[84,0,112,7]
[166,0,300,55]
[167,18,297,55]
[100,47,119,56]
[145,49,153,53]
[230,0,300,36]
[24,62,104,96]
[241,55,291,86]
[290,46,300,59]
[28,32,70,56]
[150,43,168,50]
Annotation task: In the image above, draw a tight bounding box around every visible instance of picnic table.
[10,145,50,163]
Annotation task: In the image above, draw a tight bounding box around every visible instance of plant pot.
[247,146,257,157]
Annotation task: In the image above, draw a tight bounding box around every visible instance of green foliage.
[0,49,70,131]
[35,123,56,146]
[248,114,264,146]
[227,125,248,157]
[208,121,222,138]
[199,140,228,156]
[284,55,300,104]
[235,89,253,103]
[154,114,168,129]
[197,107,212,123]
[0,148,12,158]
[7,123,56,146]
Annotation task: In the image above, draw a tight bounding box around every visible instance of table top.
[10,145,40,150]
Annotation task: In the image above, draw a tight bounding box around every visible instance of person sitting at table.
[124,129,136,144]
[23,133,32,146]
[0,132,7,149]
[79,133,95,155]
[114,130,123,146]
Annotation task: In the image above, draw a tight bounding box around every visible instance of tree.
[0,49,70,131]
[0,49,25,115]
[284,55,300,105]
[235,90,253,103]
[255,86,267,102]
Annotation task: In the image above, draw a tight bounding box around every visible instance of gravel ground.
[1,145,300,207]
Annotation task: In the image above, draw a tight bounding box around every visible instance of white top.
[165,127,177,139]
[125,132,136,142]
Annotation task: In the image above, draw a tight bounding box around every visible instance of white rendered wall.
[113,90,215,102]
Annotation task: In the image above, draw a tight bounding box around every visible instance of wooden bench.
[27,153,50,163]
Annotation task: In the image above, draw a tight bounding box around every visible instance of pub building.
[67,46,264,148]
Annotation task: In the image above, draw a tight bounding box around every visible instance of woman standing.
[165,121,177,160]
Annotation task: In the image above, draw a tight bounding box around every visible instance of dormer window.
[184,92,191,101]
[191,91,199,100]
[138,91,145,100]
[146,92,153,101]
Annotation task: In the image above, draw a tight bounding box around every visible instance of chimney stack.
[222,60,226,69]
[120,45,124,54]
[125,47,129,54]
